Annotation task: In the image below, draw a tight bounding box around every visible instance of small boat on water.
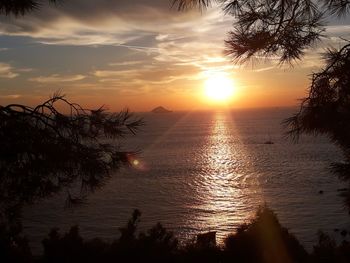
[263,134,274,144]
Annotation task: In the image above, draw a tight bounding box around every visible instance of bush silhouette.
[2,206,350,262]
[223,206,308,263]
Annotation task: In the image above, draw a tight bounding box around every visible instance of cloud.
[90,61,203,98]
[2,1,325,99]
[93,69,138,78]
[0,1,230,48]
[0,63,19,78]
[17,68,33,73]
[108,61,143,67]
[0,94,21,99]
[0,1,238,84]
[29,74,86,83]
[325,25,350,36]
[0,1,201,46]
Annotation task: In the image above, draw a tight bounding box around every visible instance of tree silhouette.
[284,43,350,149]
[0,2,145,252]
[0,0,58,16]
[173,0,347,64]
[284,43,350,208]
[0,1,146,241]
[175,0,350,208]
[0,93,143,228]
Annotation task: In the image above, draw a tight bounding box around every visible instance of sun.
[204,73,235,102]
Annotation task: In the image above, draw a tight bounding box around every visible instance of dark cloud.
[52,0,171,18]
[0,0,176,34]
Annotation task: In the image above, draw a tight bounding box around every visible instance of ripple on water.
[22,109,349,253]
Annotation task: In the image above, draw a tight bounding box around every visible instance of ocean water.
[22,108,350,252]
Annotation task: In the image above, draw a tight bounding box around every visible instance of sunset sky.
[0,0,349,111]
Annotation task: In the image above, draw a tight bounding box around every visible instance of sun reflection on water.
[192,111,261,242]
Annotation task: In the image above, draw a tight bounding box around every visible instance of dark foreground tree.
[173,0,347,63]
[3,207,323,263]
[0,0,58,16]
[0,0,144,215]
[0,0,145,246]
[174,0,350,209]
[286,42,350,209]
[0,93,142,230]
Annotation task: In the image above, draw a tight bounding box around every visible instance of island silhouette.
[151,106,172,113]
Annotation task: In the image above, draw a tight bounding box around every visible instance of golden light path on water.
[127,109,263,243]
[21,108,350,253]
[190,111,262,242]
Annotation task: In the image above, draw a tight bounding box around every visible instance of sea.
[22,108,350,253]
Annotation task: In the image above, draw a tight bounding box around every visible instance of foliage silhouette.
[0,0,58,16]
[4,206,350,263]
[42,209,178,263]
[173,0,348,64]
[0,93,143,229]
[311,231,350,263]
[1,1,350,261]
[175,0,350,209]
[224,206,308,263]
[0,223,32,263]
[283,43,350,209]
[284,43,350,149]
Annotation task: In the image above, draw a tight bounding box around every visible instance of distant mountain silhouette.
[151,106,172,113]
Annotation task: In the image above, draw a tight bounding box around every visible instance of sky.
[0,0,349,111]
